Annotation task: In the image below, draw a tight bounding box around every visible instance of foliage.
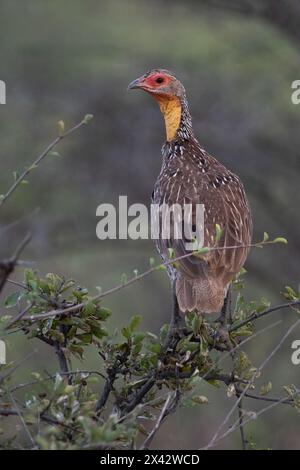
[1,266,300,449]
[0,114,299,450]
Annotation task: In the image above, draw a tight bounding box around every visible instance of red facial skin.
[141,73,172,91]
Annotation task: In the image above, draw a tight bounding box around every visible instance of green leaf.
[192,314,201,335]
[263,232,269,242]
[207,379,221,388]
[215,223,223,242]
[132,332,145,344]
[282,285,299,301]
[76,333,93,343]
[28,164,38,171]
[156,264,167,271]
[148,342,161,354]
[49,151,61,157]
[195,247,210,256]
[5,291,24,308]
[69,344,84,358]
[273,237,288,244]
[91,325,107,339]
[122,327,131,340]
[234,351,252,376]
[82,302,96,317]
[260,382,272,396]
[186,395,209,406]
[54,373,63,391]
[57,120,65,135]
[129,315,142,333]
[49,330,64,343]
[95,307,111,320]
[83,114,94,124]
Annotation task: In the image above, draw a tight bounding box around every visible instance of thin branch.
[230,300,300,333]
[54,341,69,377]
[140,392,176,450]
[0,233,32,293]
[20,239,285,323]
[0,350,37,386]
[10,370,105,393]
[8,392,36,447]
[225,296,249,451]
[235,387,298,406]
[0,118,89,208]
[0,406,74,430]
[6,278,27,289]
[237,398,247,450]
[0,207,40,234]
[96,349,130,413]
[121,376,156,415]
[5,302,33,329]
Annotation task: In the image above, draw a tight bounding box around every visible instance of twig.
[0,233,32,293]
[10,370,105,393]
[0,350,37,385]
[96,349,130,413]
[237,399,247,450]
[0,118,89,208]
[0,406,74,430]
[225,296,249,451]
[8,392,36,447]
[0,207,40,234]
[6,278,27,289]
[164,281,182,348]
[54,341,69,377]
[5,302,33,329]
[230,300,300,333]
[140,392,175,450]
[235,387,298,406]
[122,376,156,415]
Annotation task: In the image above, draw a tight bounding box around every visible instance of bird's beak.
[127,76,145,91]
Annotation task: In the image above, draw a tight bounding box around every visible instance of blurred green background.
[0,0,300,449]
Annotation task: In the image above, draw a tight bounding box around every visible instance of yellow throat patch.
[155,95,182,141]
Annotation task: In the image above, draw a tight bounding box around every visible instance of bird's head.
[128,69,185,98]
[128,69,188,141]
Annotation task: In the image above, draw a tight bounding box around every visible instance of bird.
[128,69,252,316]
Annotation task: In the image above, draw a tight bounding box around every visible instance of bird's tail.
[176,274,226,314]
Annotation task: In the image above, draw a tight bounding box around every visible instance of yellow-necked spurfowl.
[128,69,252,315]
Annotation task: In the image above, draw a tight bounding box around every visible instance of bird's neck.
[155,94,193,142]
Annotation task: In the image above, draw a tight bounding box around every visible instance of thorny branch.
[0,233,32,294]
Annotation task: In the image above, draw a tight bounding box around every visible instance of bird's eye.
[156,76,164,84]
